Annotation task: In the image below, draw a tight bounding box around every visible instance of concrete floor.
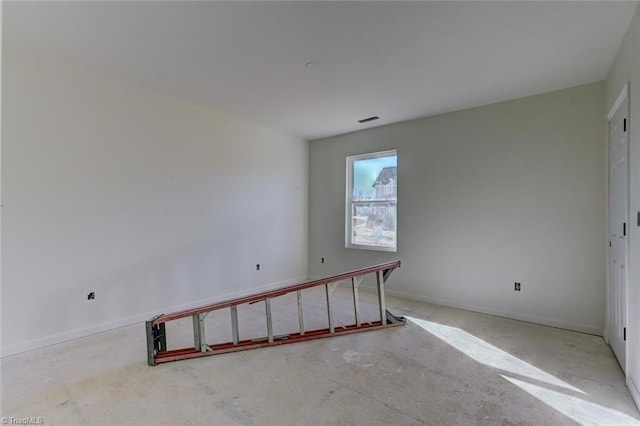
[2,286,639,425]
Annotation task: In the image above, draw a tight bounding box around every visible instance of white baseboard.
[309,278,602,336]
[1,311,154,358]
[382,287,602,335]
[0,275,308,358]
[10,273,600,358]
[629,375,640,412]
[340,284,600,336]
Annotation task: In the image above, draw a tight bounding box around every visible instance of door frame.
[605,82,630,372]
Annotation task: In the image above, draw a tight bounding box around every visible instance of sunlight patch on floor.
[406,316,583,393]
[502,375,640,425]
[406,316,640,425]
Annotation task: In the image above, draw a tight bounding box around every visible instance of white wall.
[606,3,640,409]
[309,82,605,335]
[1,48,308,356]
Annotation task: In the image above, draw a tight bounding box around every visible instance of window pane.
[347,150,397,251]
[353,155,397,201]
[351,202,396,248]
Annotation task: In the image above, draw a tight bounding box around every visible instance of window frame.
[345,149,397,252]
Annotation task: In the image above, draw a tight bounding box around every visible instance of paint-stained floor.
[2,286,639,425]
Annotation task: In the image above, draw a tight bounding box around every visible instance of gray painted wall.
[309,82,605,334]
[1,49,308,355]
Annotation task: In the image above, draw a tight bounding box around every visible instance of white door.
[607,88,629,371]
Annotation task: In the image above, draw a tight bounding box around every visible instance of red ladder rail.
[146,260,403,365]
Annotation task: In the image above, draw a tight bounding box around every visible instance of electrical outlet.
[513,282,522,292]
[321,257,325,264]
[256,264,260,271]
[87,291,95,300]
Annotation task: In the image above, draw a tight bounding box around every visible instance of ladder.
[146,260,403,365]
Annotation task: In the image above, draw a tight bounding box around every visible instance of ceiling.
[4,1,637,140]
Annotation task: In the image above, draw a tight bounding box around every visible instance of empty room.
[2,1,640,425]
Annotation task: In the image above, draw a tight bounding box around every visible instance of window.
[346,150,397,251]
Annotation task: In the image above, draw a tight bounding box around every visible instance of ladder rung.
[265,298,273,343]
[230,306,239,345]
[297,291,305,336]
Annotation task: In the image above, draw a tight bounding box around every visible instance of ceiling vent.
[358,116,379,124]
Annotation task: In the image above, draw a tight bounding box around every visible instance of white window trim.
[345,149,397,252]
